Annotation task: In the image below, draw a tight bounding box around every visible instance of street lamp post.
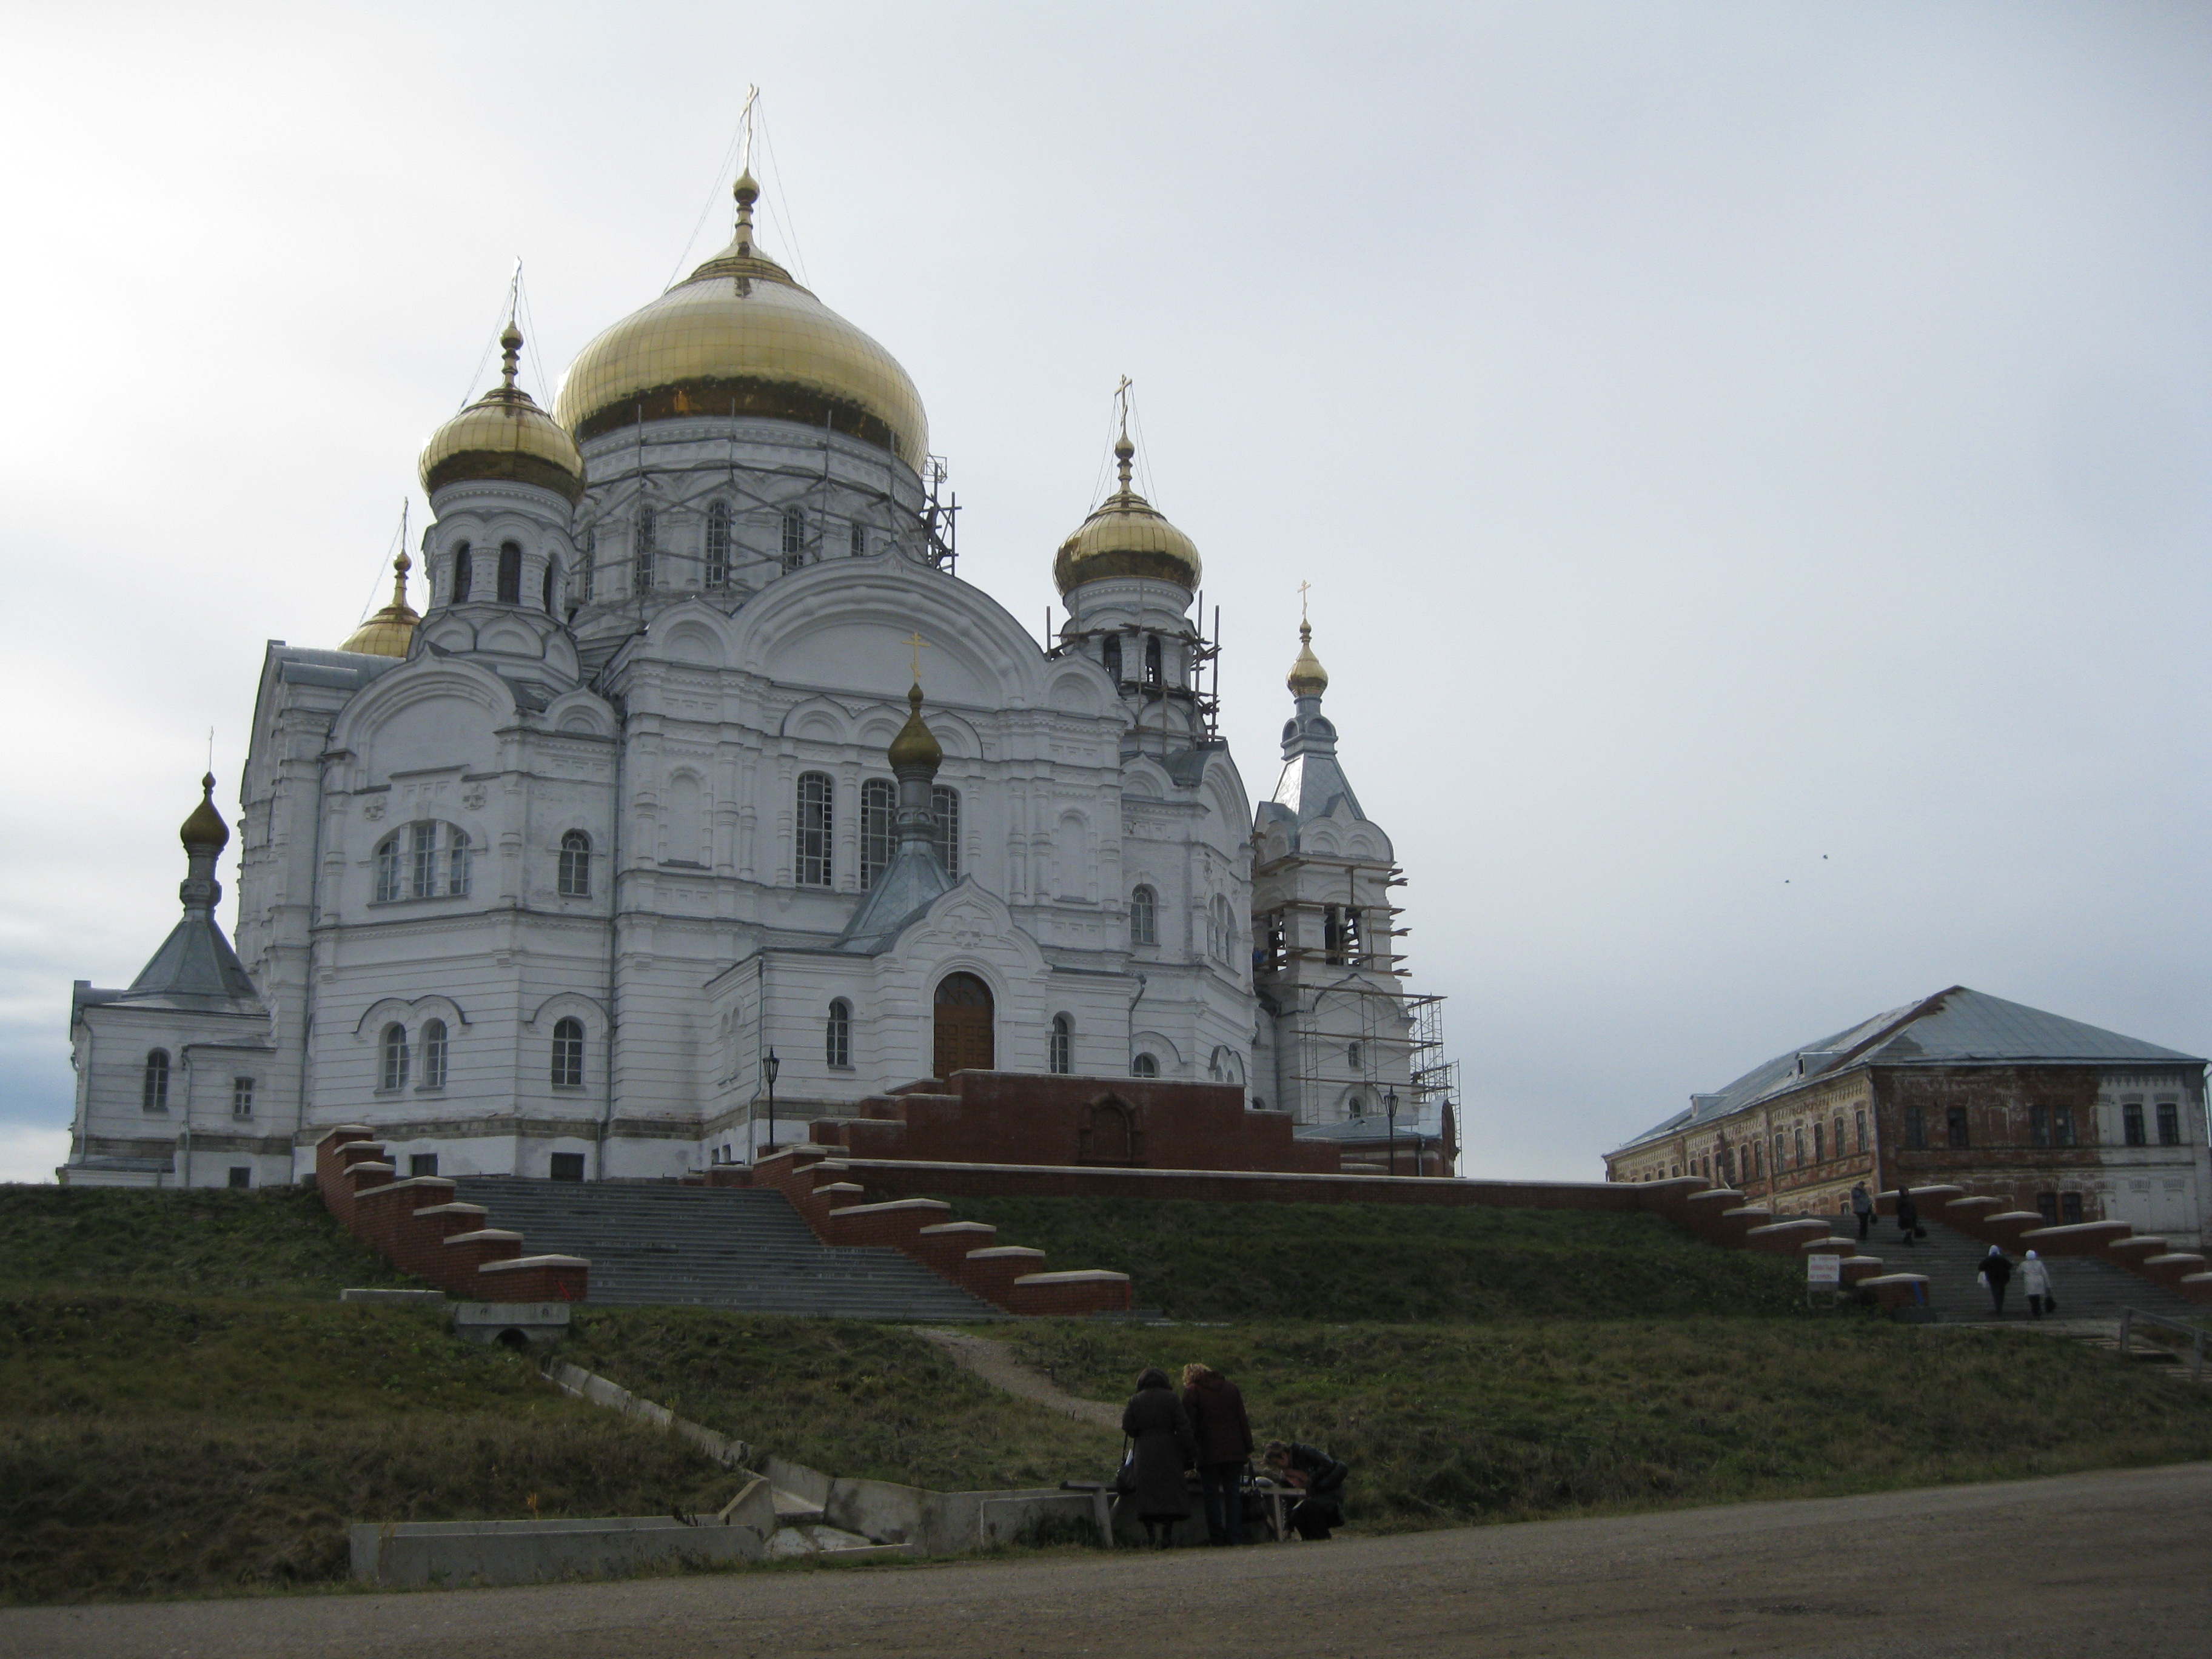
[1385,1087,1398,1178]
[762,1048,781,1160]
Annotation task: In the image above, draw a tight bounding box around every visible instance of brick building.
[1605,987,2210,1245]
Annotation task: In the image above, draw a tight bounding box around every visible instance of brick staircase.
[452,1178,1005,1321]
[1820,1213,2207,1324]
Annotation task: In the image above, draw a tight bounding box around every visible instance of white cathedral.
[62,173,1449,1188]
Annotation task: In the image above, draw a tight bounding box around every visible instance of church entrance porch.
[933,973,995,1078]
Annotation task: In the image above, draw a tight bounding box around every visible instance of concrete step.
[451,1177,1004,1321]
[1822,1214,2207,1323]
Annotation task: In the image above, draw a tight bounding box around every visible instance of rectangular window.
[1905,1105,1927,1151]
[227,1167,251,1190]
[1945,1107,1969,1150]
[2157,1102,2181,1146]
[409,1153,439,1179]
[1793,1127,1805,1167]
[634,508,656,594]
[1810,1122,1822,1162]
[549,1153,585,1182]
[796,773,834,887]
[2029,1104,2049,1148]
[705,503,732,586]
[231,1078,253,1119]
[781,507,805,572]
[849,521,867,558]
[375,834,401,903]
[2054,1105,2077,1148]
[859,779,894,890]
[448,831,471,897]
[410,821,437,899]
[2037,1191,2059,1224]
[2124,1102,2146,1146]
[2061,1191,2083,1224]
[1855,1108,1866,1153]
[931,785,960,879]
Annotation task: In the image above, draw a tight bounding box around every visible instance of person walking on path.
[1895,1186,1920,1248]
[1977,1245,2014,1316]
[2020,1250,2054,1318]
[1852,1182,1874,1241]
[1121,1367,1198,1548]
[1182,1363,1255,1547]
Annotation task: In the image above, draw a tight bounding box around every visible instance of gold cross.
[1298,580,1312,623]
[908,631,928,682]
[1114,375,1132,440]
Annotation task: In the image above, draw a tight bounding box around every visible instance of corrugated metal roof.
[1613,986,2204,1153]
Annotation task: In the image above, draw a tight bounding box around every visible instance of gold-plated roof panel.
[418,390,586,503]
[1053,491,1204,594]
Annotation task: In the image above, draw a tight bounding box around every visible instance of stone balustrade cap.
[1013,1270,1131,1285]
[443,1229,525,1245]
[1720,1208,1773,1221]
[917,1222,996,1235]
[478,1254,589,1272]
[1686,1188,1747,1204]
[1985,1212,2045,1224]
[2020,1221,2131,1240]
[411,1202,491,1218]
[2142,1253,2208,1268]
[967,1245,1048,1260]
[1859,1273,1931,1286]
[827,1198,951,1218]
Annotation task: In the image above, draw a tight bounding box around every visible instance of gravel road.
[5,1463,2207,1658]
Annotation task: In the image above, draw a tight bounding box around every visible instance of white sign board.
[1807,1254,1842,1285]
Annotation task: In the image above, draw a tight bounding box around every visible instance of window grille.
[232,1077,253,1119]
[558,831,592,897]
[859,780,894,890]
[551,1017,585,1088]
[142,1050,170,1112]
[1131,1053,1158,1079]
[410,822,437,899]
[580,526,595,602]
[781,507,805,572]
[796,773,834,887]
[380,1024,409,1093]
[421,1019,448,1089]
[1129,885,1158,948]
[931,785,960,878]
[1050,1014,1072,1075]
[634,508,656,593]
[826,1000,852,1068]
[706,502,732,586]
[451,541,473,603]
[497,541,523,605]
[2124,1103,2146,1145]
[2158,1102,2181,1146]
[448,831,471,897]
[849,521,866,558]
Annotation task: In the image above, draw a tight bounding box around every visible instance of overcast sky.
[2,2,2206,1183]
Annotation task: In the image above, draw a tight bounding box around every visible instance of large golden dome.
[1053,434,1203,594]
[419,324,585,503]
[554,175,927,468]
[340,554,421,658]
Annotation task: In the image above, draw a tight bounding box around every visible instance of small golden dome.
[887,683,943,773]
[1287,619,1328,697]
[420,324,586,503]
[179,773,229,853]
[1053,434,1202,594]
[341,553,421,658]
[554,175,928,467]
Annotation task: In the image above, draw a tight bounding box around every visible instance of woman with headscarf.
[2020,1249,2054,1318]
[1976,1244,2014,1316]
[1895,1186,1919,1248]
[1120,1367,1197,1547]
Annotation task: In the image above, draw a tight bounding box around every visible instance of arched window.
[551,1017,585,1088]
[634,507,656,592]
[1102,635,1122,683]
[1129,885,1158,948]
[1144,635,1162,684]
[931,785,960,878]
[580,526,595,603]
[826,1000,852,1068]
[1813,1122,1825,1161]
[1792,1127,1805,1167]
[558,831,592,898]
[1349,1093,1366,1118]
[375,834,402,903]
[1772,1131,1786,1170]
[409,822,437,899]
[1262,910,1287,971]
[1131,1053,1159,1079]
[421,1019,448,1090]
[1347,1041,1362,1069]
[1210,895,1234,963]
[796,773,834,887]
[381,1024,410,1093]
[1832,1115,1846,1159]
[451,541,473,603]
[705,501,732,586]
[448,831,471,897]
[141,1049,170,1112]
[848,521,867,558]
[781,506,805,572]
[541,558,555,612]
[859,779,895,890]
[1324,906,1346,965]
[497,541,523,605]
[1049,1014,1073,1075]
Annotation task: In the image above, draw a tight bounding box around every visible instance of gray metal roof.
[1615,986,2205,1153]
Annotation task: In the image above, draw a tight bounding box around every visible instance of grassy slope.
[1013,1318,2212,1531]
[928,1195,1809,1319]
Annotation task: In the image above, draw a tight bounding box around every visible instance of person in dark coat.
[1264,1439,1348,1540]
[1851,1182,1873,1241]
[1894,1186,1919,1247]
[1121,1367,1197,1547]
[1182,1363,1255,1546]
[1977,1245,2014,1316]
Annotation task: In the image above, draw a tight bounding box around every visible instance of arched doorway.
[933,973,994,1079]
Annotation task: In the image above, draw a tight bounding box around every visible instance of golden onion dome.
[1287,618,1329,697]
[1053,434,1203,594]
[419,324,585,503]
[340,553,421,659]
[179,773,230,853]
[887,682,943,774]
[553,174,928,468]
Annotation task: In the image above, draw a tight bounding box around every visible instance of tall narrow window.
[1324,907,1346,965]
[1793,1127,1805,1167]
[796,773,833,887]
[1341,907,1363,965]
[380,1024,409,1093]
[231,1076,253,1119]
[409,821,437,899]
[1131,1053,1158,1079]
[1347,1041,1362,1069]
[142,1049,170,1112]
[451,541,473,603]
[706,501,732,586]
[448,830,471,897]
[1264,910,1287,971]
[551,1018,585,1088]
[1905,1105,1927,1151]
[931,785,960,878]
[497,541,523,605]
[2124,1103,2147,1145]
[826,1000,852,1068]
[1129,885,1158,948]
[781,506,805,572]
[1213,896,1235,963]
[1102,635,1122,682]
[2061,1191,2083,1224]
[580,526,595,602]
[2037,1191,2059,1224]
[1832,1116,1845,1159]
[849,521,867,558]
[558,831,592,898]
[541,559,555,612]
[634,508,656,593]
[859,779,895,890]
[2157,1102,2181,1146]
[1049,1014,1072,1075]
[421,1019,448,1089]
[1772,1131,1785,1170]
[2053,1104,2077,1147]
[375,834,402,903]
[1144,635,1162,683]
[1855,1108,1867,1152]
[1945,1107,1969,1150]
[1812,1122,1824,1161]
[2030,1103,2050,1148]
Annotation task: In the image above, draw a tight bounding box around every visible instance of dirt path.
[7,1463,2210,1658]
[907,1325,1122,1429]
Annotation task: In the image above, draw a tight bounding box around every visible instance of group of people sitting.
[1119,1364,1347,1547]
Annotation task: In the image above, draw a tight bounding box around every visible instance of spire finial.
[390,549,412,609]
[1112,376,1135,491]
[733,170,759,256]
[498,321,523,391]
[1287,591,1329,698]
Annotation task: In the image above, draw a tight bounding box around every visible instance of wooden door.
[933,973,995,1079]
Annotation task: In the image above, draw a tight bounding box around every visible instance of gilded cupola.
[1053,427,1203,596]
[339,552,421,658]
[554,173,928,467]
[1287,618,1328,697]
[178,772,229,853]
[418,324,586,503]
